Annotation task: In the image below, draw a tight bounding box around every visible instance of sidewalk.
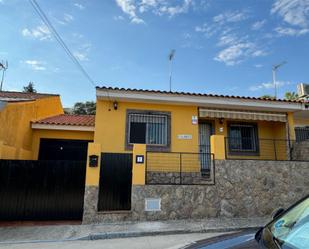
[0,217,268,244]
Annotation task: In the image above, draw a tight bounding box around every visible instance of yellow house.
[0,91,95,161]
[93,86,307,171]
[31,114,95,160]
[0,91,63,159]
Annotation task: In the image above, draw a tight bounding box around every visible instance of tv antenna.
[168,49,175,92]
[0,60,8,91]
[272,61,286,99]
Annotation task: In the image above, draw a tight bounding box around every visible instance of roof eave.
[31,123,95,132]
[96,88,304,112]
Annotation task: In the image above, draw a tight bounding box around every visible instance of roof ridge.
[0,90,59,96]
[96,86,303,103]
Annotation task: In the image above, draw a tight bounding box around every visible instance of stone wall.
[146,171,213,185]
[292,140,309,161]
[83,160,309,224]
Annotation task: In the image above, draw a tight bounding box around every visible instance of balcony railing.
[146,152,215,185]
[225,137,295,161]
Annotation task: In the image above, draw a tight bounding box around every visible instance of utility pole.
[168,49,175,92]
[0,61,8,91]
[272,61,286,99]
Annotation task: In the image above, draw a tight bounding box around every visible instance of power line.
[28,0,96,87]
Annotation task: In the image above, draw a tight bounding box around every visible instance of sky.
[0,0,309,107]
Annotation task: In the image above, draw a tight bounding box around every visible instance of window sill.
[228,151,260,156]
[125,144,171,152]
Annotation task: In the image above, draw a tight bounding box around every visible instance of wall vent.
[145,198,161,211]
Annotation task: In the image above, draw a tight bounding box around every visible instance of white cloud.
[275,26,309,36]
[115,0,193,24]
[55,13,75,25]
[249,81,291,91]
[217,33,239,46]
[73,52,88,61]
[64,14,74,23]
[214,43,254,66]
[155,0,192,17]
[23,60,46,71]
[251,20,266,30]
[214,41,267,66]
[271,0,309,28]
[115,0,145,24]
[114,15,125,21]
[213,10,248,24]
[73,43,92,61]
[252,49,267,57]
[21,25,51,41]
[254,64,263,68]
[194,23,219,38]
[74,3,85,10]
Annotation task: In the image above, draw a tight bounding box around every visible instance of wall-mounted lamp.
[113,101,118,110]
[219,118,224,124]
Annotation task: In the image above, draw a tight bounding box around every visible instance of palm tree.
[284,91,299,101]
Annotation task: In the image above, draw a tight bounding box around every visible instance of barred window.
[228,124,259,153]
[128,113,168,146]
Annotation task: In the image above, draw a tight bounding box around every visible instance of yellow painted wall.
[294,118,309,127]
[94,100,199,153]
[198,117,289,160]
[95,99,297,172]
[132,144,146,185]
[85,143,101,186]
[32,129,94,160]
[0,96,64,159]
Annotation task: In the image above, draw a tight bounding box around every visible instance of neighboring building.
[31,114,95,160]
[0,91,94,160]
[0,91,63,159]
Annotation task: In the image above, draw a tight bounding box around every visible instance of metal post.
[168,50,175,92]
[145,151,148,184]
[272,69,277,99]
[180,153,182,185]
[273,139,277,160]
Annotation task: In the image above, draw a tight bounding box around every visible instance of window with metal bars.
[128,113,168,146]
[228,123,259,154]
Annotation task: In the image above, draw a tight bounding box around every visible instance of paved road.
[0,232,227,249]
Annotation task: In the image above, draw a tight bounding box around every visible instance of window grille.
[128,113,168,146]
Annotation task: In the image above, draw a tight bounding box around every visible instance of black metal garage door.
[38,139,92,161]
[0,160,86,221]
[98,153,132,211]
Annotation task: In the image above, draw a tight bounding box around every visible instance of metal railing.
[295,127,309,142]
[225,137,295,161]
[146,152,215,185]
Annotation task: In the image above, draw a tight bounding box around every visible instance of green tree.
[72,101,96,115]
[23,82,37,93]
[260,94,275,100]
[284,91,299,101]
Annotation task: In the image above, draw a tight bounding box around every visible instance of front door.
[199,123,212,173]
[98,153,133,211]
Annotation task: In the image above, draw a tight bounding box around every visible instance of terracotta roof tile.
[96,86,303,103]
[34,114,95,127]
[0,91,59,102]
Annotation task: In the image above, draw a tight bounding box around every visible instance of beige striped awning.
[199,108,287,122]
